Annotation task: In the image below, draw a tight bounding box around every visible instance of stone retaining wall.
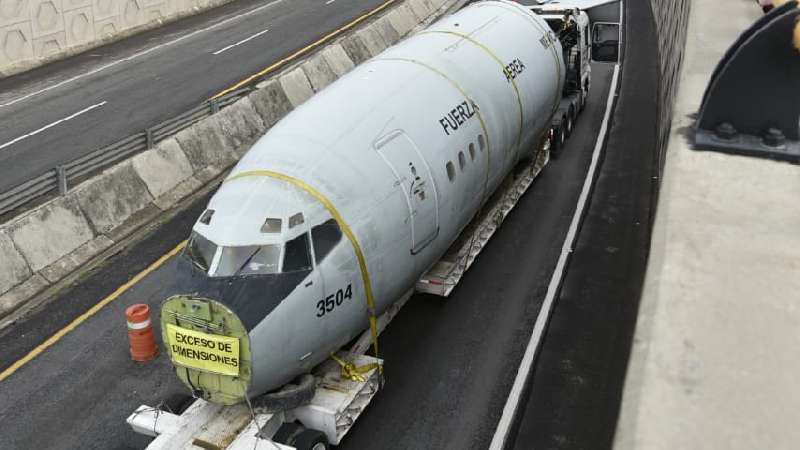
[649,0,691,178]
[0,0,234,76]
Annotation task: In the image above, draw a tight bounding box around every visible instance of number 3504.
[316,284,353,317]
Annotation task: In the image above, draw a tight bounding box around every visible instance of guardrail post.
[145,128,154,149]
[210,99,220,114]
[56,166,68,196]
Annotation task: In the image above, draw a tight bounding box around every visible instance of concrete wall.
[649,0,691,178]
[0,0,231,76]
[0,0,458,320]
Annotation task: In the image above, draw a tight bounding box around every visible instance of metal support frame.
[694,2,800,163]
[145,128,154,149]
[56,166,68,196]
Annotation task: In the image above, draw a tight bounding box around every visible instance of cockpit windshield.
[217,245,281,277]
[185,232,310,277]
[187,232,216,272]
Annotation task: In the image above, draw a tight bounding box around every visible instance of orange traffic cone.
[126,304,158,362]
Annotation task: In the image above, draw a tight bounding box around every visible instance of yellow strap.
[330,353,381,383]
[225,170,382,363]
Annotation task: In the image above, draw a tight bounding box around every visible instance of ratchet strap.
[330,353,381,383]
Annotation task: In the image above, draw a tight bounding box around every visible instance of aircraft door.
[375,131,439,254]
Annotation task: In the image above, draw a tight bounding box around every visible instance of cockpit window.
[187,232,217,272]
[312,219,343,264]
[215,245,281,277]
[283,233,312,272]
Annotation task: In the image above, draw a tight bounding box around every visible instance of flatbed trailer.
[417,143,550,296]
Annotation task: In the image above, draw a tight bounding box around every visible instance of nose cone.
[161,295,252,405]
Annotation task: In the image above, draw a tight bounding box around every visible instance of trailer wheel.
[581,79,590,112]
[550,125,566,159]
[252,374,316,413]
[294,429,330,450]
[561,112,575,137]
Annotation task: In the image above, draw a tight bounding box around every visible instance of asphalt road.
[509,1,660,448]
[0,56,615,450]
[0,0,388,193]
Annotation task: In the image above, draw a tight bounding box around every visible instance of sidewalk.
[615,1,800,449]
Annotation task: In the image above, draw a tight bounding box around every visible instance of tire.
[582,79,591,111]
[252,374,316,413]
[566,110,575,137]
[294,429,330,450]
[550,125,566,159]
[563,113,572,138]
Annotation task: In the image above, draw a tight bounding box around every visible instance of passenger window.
[478,134,486,151]
[458,151,466,170]
[312,219,343,264]
[283,233,312,272]
[468,143,476,161]
[446,162,456,182]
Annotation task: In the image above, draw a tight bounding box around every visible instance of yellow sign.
[165,324,240,376]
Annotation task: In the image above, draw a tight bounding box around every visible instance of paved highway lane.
[0,0,388,193]
[0,59,615,450]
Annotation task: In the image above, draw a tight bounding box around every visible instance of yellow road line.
[211,0,397,99]
[0,241,187,384]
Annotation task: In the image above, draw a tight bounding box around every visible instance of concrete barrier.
[357,23,390,56]
[215,97,267,158]
[0,0,235,77]
[303,52,339,93]
[321,44,356,77]
[340,33,373,65]
[279,67,315,108]
[0,0,461,322]
[0,230,31,297]
[6,196,95,273]
[387,5,419,38]
[408,0,434,21]
[175,114,239,181]
[374,16,401,46]
[132,138,195,201]
[72,160,156,236]
[249,79,296,129]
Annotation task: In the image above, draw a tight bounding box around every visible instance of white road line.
[489,63,622,450]
[212,28,270,55]
[326,0,336,5]
[0,0,285,110]
[0,101,108,151]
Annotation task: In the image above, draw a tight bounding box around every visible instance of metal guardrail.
[0,88,251,218]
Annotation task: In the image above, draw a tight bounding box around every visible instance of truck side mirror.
[591,22,620,62]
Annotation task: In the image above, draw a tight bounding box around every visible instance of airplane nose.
[160,295,253,406]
